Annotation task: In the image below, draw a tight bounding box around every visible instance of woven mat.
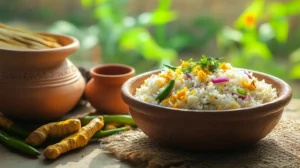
[100,120,300,168]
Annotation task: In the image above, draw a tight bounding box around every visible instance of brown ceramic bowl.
[0,33,85,121]
[121,69,292,150]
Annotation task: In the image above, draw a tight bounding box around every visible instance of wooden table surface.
[1,99,300,168]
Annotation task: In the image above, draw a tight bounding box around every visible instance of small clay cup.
[85,64,135,114]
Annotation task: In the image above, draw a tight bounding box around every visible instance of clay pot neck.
[90,64,135,85]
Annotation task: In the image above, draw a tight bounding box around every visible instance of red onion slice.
[185,73,192,79]
[212,77,229,83]
[244,71,252,79]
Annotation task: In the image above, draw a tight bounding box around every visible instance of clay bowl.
[0,33,85,121]
[121,69,292,150]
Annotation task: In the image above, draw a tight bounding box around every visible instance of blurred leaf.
[216,27,242,54]
[81,0,93,8]
[243,42,272,60]
[259,23,274,42]
[267,2,286,17]
[123,17,136,28]
[167,33,194,51]
[290,64,300,79]
[240,29,258,45]
[138,10,177,25]
[157,0,172,11]
[266,2,289,43]
[81,34,98,50]
[269,17,289,43]
[285,0,300,15]
[95,0,110,5]
[289,48,300,64]
[192,15,223,46]
[221,27,242,42]
[119,27,176,61]
[94,5,113,23]
[229,55,286,78]
[47,20,80,35]
[48,21,99,51]
[235,0,265,29]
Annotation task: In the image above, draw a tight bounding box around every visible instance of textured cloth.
[101,120,300,168]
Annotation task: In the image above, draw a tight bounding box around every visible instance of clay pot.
[0,33,85,121]
[121,69,292,150]
[85,64,135,114]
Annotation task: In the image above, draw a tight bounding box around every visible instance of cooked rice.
[134,61,277,110]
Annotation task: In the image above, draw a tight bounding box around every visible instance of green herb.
[156,77,177,102]
[188,58,193,62]
[182,66,193,73]
[181,58,195,73]
[237,88,247,96]
[163,64,177,71]
[196,55,220,72]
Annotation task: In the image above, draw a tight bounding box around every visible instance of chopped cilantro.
[196,55,220,72]
[182,66,193,73]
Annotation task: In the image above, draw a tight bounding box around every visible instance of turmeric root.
[26,119,81,146]
[43,116,104,159]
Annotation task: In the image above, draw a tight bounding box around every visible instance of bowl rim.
[121,68,292,115]
[0,32,79,53]
[90,64,136,78]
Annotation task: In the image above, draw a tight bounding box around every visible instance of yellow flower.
[244,13,255,28]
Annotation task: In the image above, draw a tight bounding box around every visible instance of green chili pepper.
[237,88,247,96]
[92,127,129,139]
[0,130,40,156]
[0,115,30,139]
[8,125,29,139]
[163,64,177,71]
[156,77,176,102]
[81,115,137,127]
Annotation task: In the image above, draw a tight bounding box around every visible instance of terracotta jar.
[0,33,85,121]
[85,64,135,114]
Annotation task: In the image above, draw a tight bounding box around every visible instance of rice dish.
[134,56,277,110]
